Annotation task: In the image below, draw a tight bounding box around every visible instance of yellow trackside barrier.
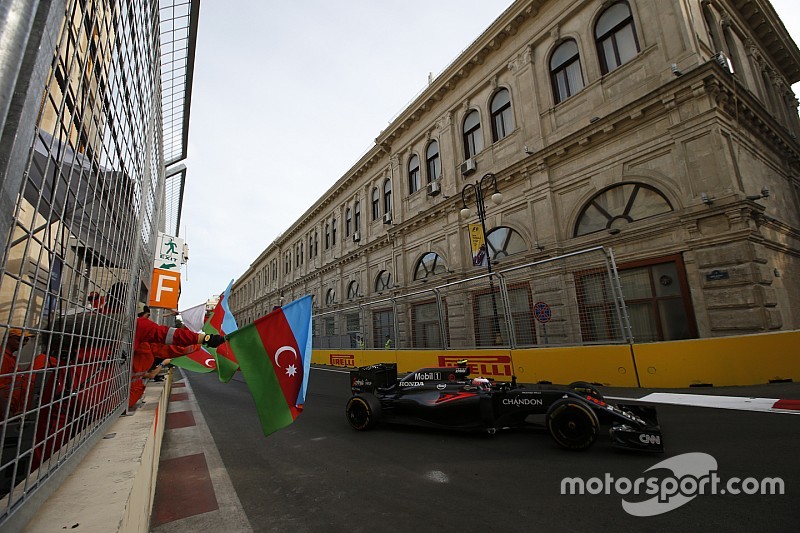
[512,345,639,387]
[313,349,513,379]
[312,349,395,369]
[313,330,799,388]
[633,330,800,388]
[393,350,513,378]
[313,346,635,385]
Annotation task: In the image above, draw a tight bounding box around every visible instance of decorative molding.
[549,24,559,42]
[720,10,732,30]
[523,44,534,66]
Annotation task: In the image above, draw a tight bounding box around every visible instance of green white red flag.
[226,295,312,436]
[171,280,239,377]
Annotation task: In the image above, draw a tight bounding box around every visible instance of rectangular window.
[372,309,394,349]
[473,286,509,346]
[577,256,696,343]
[507,286,536,346]
[412,301,444,349]
[346,312,360,348]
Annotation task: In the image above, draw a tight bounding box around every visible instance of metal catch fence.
[0,0,169,526]
[312,246,632,350]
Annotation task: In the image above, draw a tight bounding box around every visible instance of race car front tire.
[346,393,382,430]
[546,398,599,451]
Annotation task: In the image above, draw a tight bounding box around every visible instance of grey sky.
[177,0,800,311]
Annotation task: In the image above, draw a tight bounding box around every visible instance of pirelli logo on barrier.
[438,355,513,377]
[330,354,355,366]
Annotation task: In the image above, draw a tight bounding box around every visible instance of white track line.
[607,392,800,415]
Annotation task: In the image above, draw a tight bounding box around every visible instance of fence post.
[497,273,516,349]
[604,247,633,344]
[391,296,399,349]
[433,288,448,349]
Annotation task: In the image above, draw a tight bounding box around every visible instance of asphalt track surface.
[185,366,800,532]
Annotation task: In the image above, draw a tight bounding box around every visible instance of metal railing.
[312,246,632,350]
[0,1,175,527]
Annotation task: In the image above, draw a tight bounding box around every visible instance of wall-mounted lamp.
[701,192,714,205]
[746,186,770,201]
[524,145,534,155]
[535,241,545,251]
[774,268,781,278]
[671,63,683,76]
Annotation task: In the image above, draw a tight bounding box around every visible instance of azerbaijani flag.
[226,295,313,436]
[171,280,239,378]
[169,346,217,373]
[204,280,239,382]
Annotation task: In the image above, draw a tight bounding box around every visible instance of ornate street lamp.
[460,173,504,345]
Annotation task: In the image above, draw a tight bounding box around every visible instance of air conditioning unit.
[383,212,392,224]
[352,231,360,243]
[426,180,441,196]
[714,51,734,74]
[460,158,477,176]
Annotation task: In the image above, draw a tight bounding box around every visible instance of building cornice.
[732,0,800,82]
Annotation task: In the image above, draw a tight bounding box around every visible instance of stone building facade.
[229,0,800,343]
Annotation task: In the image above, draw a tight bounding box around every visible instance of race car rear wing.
[350,363,398,394]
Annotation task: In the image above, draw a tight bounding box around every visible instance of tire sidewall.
[346,393,381,430]
[546,399,599,450]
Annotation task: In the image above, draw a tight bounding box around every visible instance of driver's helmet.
[471,377,491,391]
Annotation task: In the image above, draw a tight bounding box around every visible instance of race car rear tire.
[568,381,604,402]
[346,393,382,431]
[546,399,599,451]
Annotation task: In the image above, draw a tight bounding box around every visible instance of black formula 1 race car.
[345,362,663,452]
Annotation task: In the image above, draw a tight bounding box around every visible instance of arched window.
[490,89,514,142]
[486,226,527,260]
[701,3,722,53]
[722,25,744,76]
[347,280,360,300]
[463,109,483,159]
[354,200,361,231]
[375,270,393,292]
[345,207,352,236]
[408,154,421,193]
[372,188,380,220]
[595,1,640,74]
[414,252,447,280]
[426,141,440,183]
[325,288,336,305]
[383,179,392,215]
[574,182,673,237]
[550,40,584,104]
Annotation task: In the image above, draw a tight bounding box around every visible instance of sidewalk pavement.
[150,369,251,532]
